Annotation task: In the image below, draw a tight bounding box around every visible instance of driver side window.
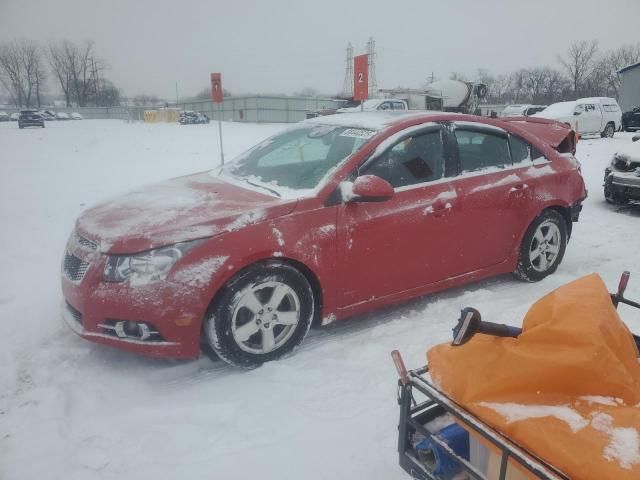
[362,130,444,188]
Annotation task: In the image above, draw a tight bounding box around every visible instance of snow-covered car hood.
[76,172,297,254]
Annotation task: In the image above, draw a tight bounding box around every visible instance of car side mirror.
[632,134,640,143]
[343,175,394,203]
[573,111,581,116]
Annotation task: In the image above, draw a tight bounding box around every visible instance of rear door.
[443,123,538,273]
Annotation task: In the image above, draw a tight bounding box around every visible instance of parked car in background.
[0,111,9,122]
[61,111,586,367]
[534,97,622,137]
[18,109,45,128]
[39,110,56,121]
[10,112,19,121]
[337,98,408,113]
[622,106,640,132]
[70,112,84,120]
[604,139,640,205]
[179,111,209,124]
[56,112,70,120]
[500,104,547,117]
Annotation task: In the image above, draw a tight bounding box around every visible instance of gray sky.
[1,0,639,99]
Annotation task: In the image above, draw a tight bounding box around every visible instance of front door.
[336,126,459,307]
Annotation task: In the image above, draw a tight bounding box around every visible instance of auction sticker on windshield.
[340,128,376,139]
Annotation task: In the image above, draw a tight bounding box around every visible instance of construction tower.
[366,37,378,98]
[342,43,354,97]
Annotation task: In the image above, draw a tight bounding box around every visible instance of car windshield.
[218,124,374,195]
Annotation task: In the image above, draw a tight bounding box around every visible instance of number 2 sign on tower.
[353,54,368,102]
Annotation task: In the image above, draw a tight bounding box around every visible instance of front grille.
[76,233,98,251]
[63,253,90,282]
[66,302,83,325]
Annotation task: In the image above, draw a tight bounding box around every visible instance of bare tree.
[594,43,640,98]
[0,39,46,107]
[48,39,114,107]
[558,40,599,98]
[0,41,23,106]
[49,40,74,106]
[492,74,509,104]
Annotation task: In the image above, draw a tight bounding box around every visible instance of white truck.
[534,97,622,138]
[336,98,408,113]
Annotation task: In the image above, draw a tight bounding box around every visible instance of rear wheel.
[204,262,314,368]
[601,123,615,138]
[514,210,567,282]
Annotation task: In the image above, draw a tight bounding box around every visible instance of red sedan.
[61,112,586,367]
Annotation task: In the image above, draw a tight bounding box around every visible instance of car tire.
[204,261,314,368]
[513,210,567,282]
[601,123,615,138]
[19,124,23,129]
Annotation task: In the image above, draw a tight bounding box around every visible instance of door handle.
[508,183,528,196]
[432,201,453,217]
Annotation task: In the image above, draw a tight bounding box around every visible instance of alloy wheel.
[231,281,301,354]
[529,220,561,272]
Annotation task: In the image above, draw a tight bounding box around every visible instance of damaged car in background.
[604,135,640,205]
[61,111,586,368]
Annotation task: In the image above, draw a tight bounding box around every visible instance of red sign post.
[353,54,369,102]
[210,73,223,103]
[210,72,225,164]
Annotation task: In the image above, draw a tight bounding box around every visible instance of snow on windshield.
[218,124,373,196]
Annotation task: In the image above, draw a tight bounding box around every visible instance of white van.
[534,97,622,137]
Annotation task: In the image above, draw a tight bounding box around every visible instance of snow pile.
[612,140,640,166]
[0,121,639,479]
[479,402,589,432]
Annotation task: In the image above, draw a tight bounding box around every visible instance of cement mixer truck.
[380,79,488,114]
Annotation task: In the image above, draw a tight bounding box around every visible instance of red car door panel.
[337,181,458,307]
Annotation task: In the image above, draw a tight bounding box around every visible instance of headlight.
[104,239,203,284]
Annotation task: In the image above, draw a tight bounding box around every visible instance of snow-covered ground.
[1,119,639,479]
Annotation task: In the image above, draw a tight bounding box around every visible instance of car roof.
[578,97,617,104]
[304,111,449,131]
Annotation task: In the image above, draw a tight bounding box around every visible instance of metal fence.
[1,95,348,123]
[177,96,347,123]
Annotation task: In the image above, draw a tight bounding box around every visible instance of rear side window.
[454,129,510,172]
[602,104,619,112]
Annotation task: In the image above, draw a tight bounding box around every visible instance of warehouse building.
[618,61,640,112]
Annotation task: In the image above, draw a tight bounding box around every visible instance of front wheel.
[204,262,314,368]
[514,210,568,282]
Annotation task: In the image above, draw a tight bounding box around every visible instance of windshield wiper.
[243,178,281,198]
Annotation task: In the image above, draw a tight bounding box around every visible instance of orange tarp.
[428,274,640,479]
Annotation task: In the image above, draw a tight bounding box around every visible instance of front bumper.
[60,243,210,358]
[61,300,188,356]
[604,170,640,202]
